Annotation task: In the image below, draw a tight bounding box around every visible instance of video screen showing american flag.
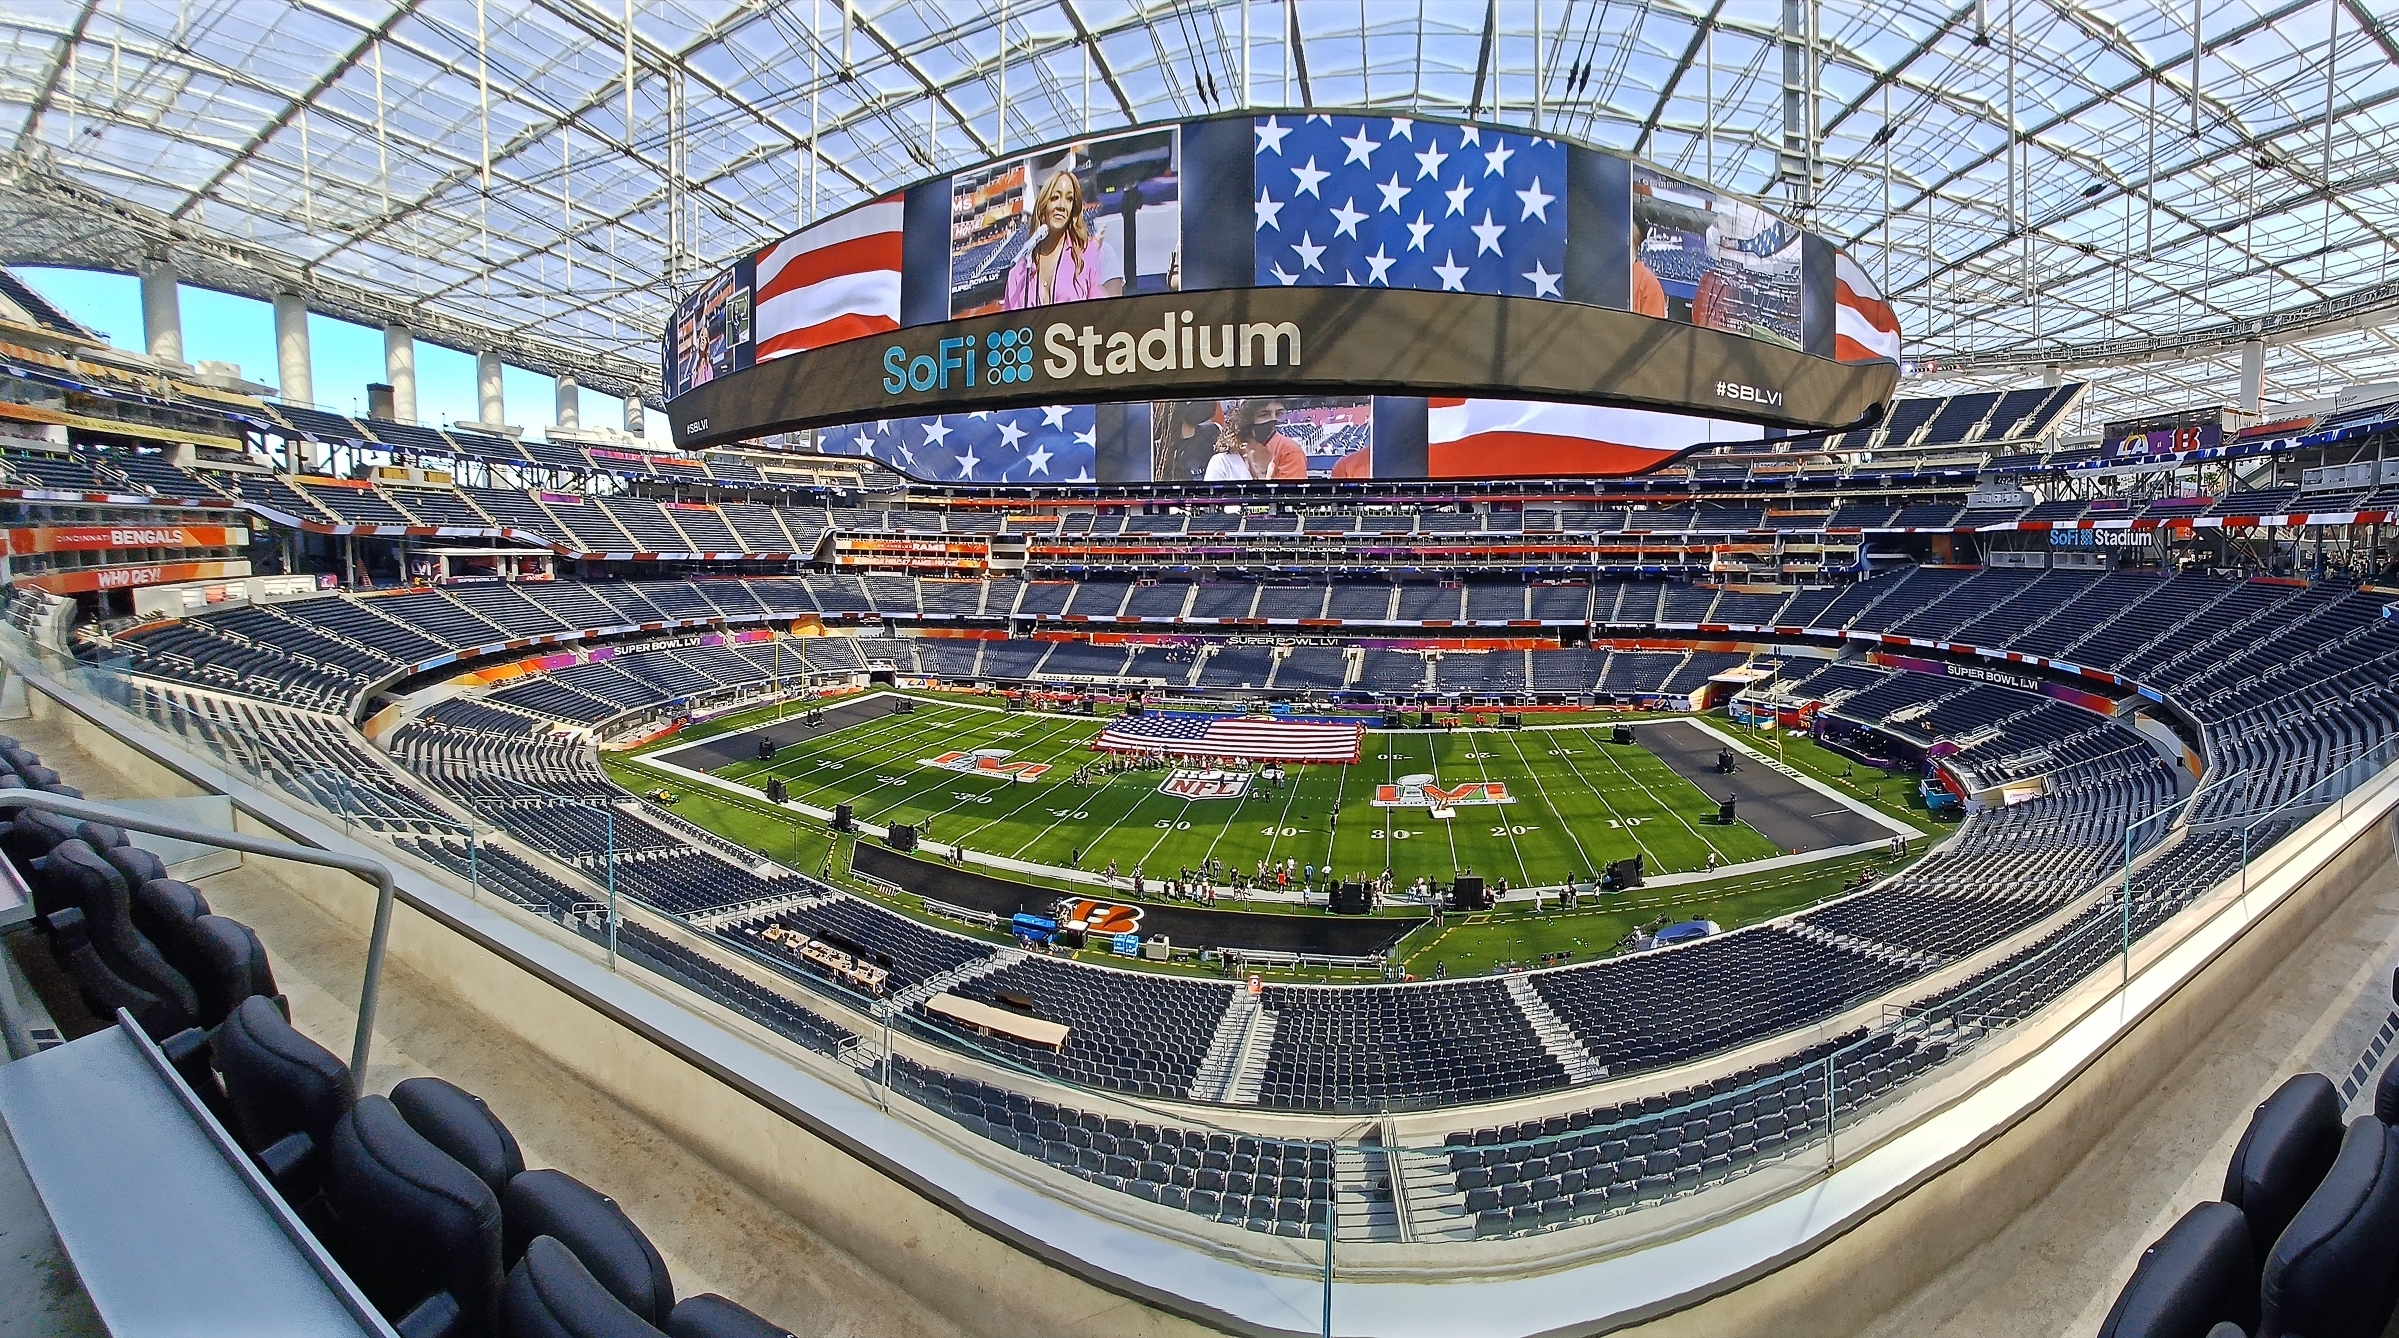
[818,405,1098,485]
[1251,114,1568,299]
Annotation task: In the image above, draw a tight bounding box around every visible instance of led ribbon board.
[663,112,1900,482]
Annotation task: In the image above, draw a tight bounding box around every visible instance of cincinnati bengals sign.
[6,524,244,554]
[916,748,1050,782]
[1057,897,1143,937]
[1371,774,1515,808]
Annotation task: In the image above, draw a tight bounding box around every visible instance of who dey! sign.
[668,286,1895,450]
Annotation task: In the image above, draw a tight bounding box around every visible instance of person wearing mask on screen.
[1004,169,1124,311]
[1230,398,1309,481]
[1159,400,1227,480]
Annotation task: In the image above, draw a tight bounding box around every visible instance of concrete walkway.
[1855,822,2399,1338]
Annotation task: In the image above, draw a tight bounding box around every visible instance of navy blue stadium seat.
[499,1235,665,1338]
[2257,1117,2399,1338]
[2096,1201,2256,1338]
[395,1075,527,1199]
[501,1170,674,1329]
[212,994,353,1202]
[98,839,167,890]
[664,1293,794,1338]
[186,914,279,1027]
[127,878,211,982]
[35,838,196,1032]
[4,808,81,893]
[328,1094,505,1338]
[43,907,176,1033]
[2221,1074,2343,1254]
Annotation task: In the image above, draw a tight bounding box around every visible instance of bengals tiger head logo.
[1060,898,1143,936]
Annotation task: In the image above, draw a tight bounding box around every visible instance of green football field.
[637,694,1784,889]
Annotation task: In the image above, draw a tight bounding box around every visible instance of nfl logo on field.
[1159,769,1252,800]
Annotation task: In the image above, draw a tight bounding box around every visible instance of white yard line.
[700,704,967,784]
[636,746,1891,901]
[1417,731,1464,876]
[1258,766,1307,870]
[1005,763,1132,860]
[649,691,967,772]
[1540,726,1664,868]
[1594,740,1746,861]
[1321,753,1349,874]
[1499,726,1595,873]
[1675,717,1928,838]
[1457,731,1531,885]
[750,706,991,804]
[869,714,1092,828]
[1130,796,1204,873]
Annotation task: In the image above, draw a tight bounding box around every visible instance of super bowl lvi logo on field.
[1371,773,1515,808]
[918,748,1050,782]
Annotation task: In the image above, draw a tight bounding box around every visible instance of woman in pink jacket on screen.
[1004,170,1122,310]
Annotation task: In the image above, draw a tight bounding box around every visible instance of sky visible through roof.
[16,265,664,444]
[0,1,2391,435]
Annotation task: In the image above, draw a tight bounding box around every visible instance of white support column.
[1777,0,1815,212]
[273,292,312,406]
[140,255,183,365]
[623,397,645,436]
[2240,339,2265,415]
[476,351,505,426]
[382,323,417,424]
[555,375,580,430]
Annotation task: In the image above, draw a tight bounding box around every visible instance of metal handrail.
[5,790,395,1095]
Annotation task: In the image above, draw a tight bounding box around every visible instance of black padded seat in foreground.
[128,879,215,1000]
[2375,1052,2399,1125]
[6,810,84,901]
[502,1169,674,1329]
[500,1235,666,1338]
[187,914,279,1027]
[44,908,176,1031]
[99,839,168,889]
[2096,1200,2256,1338]
[664,1293,797,1338]
[2222,1073,2343,1253]
[2257,1117,2399,1338]
[329,1094,506,1338]
[396,1075,527,1199]
[212,994,354,1201]
[35,838,197,1030]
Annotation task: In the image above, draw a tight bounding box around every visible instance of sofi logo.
[881,328,1037,394]
[880,312,1303,398]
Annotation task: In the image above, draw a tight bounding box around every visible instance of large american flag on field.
[818,405,1096,484]
[754,195,904,361]
[1094,714,1363,764]
[1253,114,1568,298]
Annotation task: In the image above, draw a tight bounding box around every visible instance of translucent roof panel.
[0,0,2380,418]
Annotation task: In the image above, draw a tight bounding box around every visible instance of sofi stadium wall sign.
[882,313,1302,395]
